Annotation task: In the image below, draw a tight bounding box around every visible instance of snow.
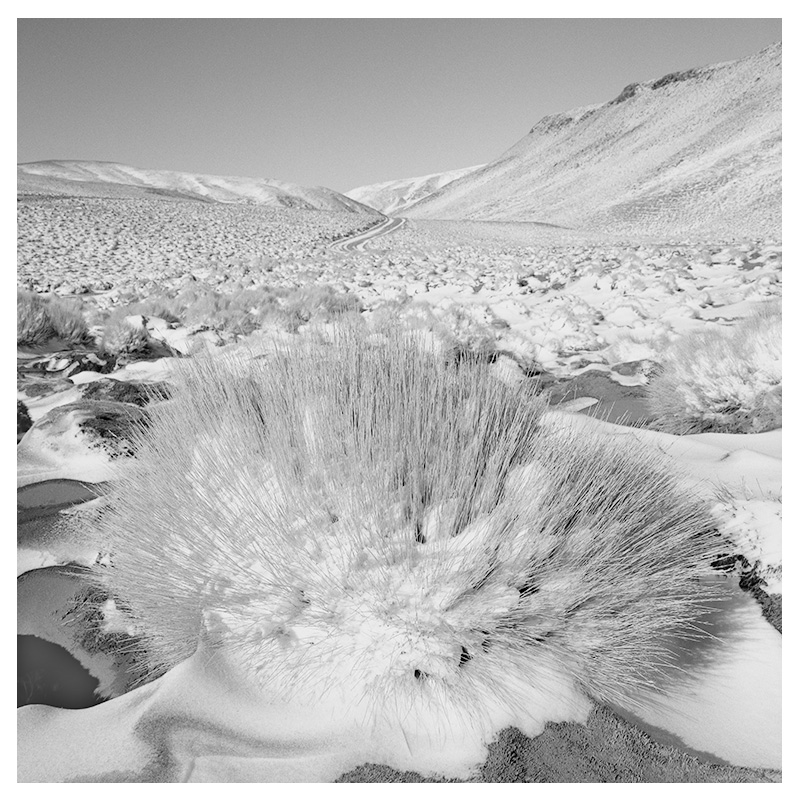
[18,568,125,701]
[19,385,83,422]
[18,160,377,214]
[405,43,780,240]
[15,45,780,779]
[346,164,484,215]
[617,582,781,770]
[101,357,178,384]
[17,404,131,487]
[17,637,591,782]
[16,407,781,780]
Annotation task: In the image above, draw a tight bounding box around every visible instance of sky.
[17,18,782,193]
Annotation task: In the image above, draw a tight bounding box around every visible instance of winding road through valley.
[331,216,405,252]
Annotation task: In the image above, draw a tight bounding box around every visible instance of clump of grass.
[117,297,183,325]
[647,302,781,434]
[277,284,363,331]
[86,322,724,743]
[371,301,502,363]
[98,284,363,342]
[100,314,153,357]
[17,290,91,348]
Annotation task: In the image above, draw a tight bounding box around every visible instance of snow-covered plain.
[18,197,381,296]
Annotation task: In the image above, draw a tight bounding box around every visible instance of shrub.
[86,323,723,743]
[647,302,781,434]
[121,297,183,325]
[100,314,152,356]
[17,290,91,348]
[371,301,501,363]
[277,284,363,331]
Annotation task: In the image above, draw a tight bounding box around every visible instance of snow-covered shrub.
[177,288,260,336]
[647,302,781,434]
[100,314,152,356]
[277,284,363,331]
[17,290,90,347]
[604,324,674,365]
[118,296,183,325]
[85,323,724,743]
[370,301,502,363]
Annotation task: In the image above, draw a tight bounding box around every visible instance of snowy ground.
[18,197,381,295]
[17,201,781,782]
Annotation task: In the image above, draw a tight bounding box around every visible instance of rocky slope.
[346,165,483,214]
[404,43,781,239]
[18,160,378,214]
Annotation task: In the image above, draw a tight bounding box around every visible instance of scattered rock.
[18,350,116,378]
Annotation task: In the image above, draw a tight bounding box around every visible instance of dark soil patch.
[336,707,780,783]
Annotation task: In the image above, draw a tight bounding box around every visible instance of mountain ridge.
[346,165,484,214]
[17,160,378,214]
[404,42,781,239]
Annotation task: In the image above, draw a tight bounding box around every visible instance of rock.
[75,402,147,459]
[19,351,116,378]
[17,400,32,441]
[17,400,146,486]
[78,378,171,407]
[612,359,650,376]
[17,374,73,400]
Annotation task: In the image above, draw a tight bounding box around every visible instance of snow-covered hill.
[346,165,483,215]
[405,43,781,239]
[17,160,377,214]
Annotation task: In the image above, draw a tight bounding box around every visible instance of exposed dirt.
[336,707,781,783]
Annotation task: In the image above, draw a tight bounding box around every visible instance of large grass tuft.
[86,322,724,735]
[17,290,91,348]
[647,302,781,434]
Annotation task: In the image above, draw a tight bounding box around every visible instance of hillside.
[404,43,781,239]
[346,165,483,214]
[17,160,377,214]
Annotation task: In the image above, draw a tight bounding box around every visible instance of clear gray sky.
[18,18,781,192]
